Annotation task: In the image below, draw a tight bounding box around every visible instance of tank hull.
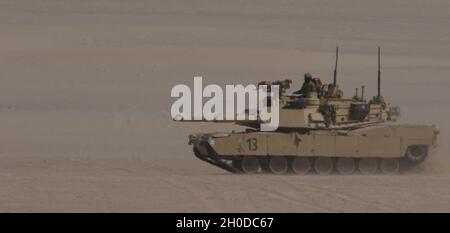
[189,124,439,174]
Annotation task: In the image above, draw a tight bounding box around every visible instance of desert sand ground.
[0,0,450,212]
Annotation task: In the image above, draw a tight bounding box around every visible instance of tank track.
[193,151,425,175]
[193,141,429,175]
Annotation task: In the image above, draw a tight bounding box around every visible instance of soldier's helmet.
[304,73,312,81]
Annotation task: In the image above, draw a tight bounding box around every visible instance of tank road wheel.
[336,158,356,175]
[291,157,312,175]
[313,157,334,175]
[380,158,400,174]
[268,157,289,174]
[358,158,378,175]
[241,156,261,174]
[405,145,428,163]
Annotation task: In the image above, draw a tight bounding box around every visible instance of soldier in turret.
[294,73,316,96]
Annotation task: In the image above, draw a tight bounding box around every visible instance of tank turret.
[175,47,399,130]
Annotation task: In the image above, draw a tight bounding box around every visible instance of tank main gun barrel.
[173,110,259,122]
[173,112,262,129]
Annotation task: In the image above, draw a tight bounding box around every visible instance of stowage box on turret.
[177,48,439,175]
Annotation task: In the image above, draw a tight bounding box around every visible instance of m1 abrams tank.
[177,47,439,175]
